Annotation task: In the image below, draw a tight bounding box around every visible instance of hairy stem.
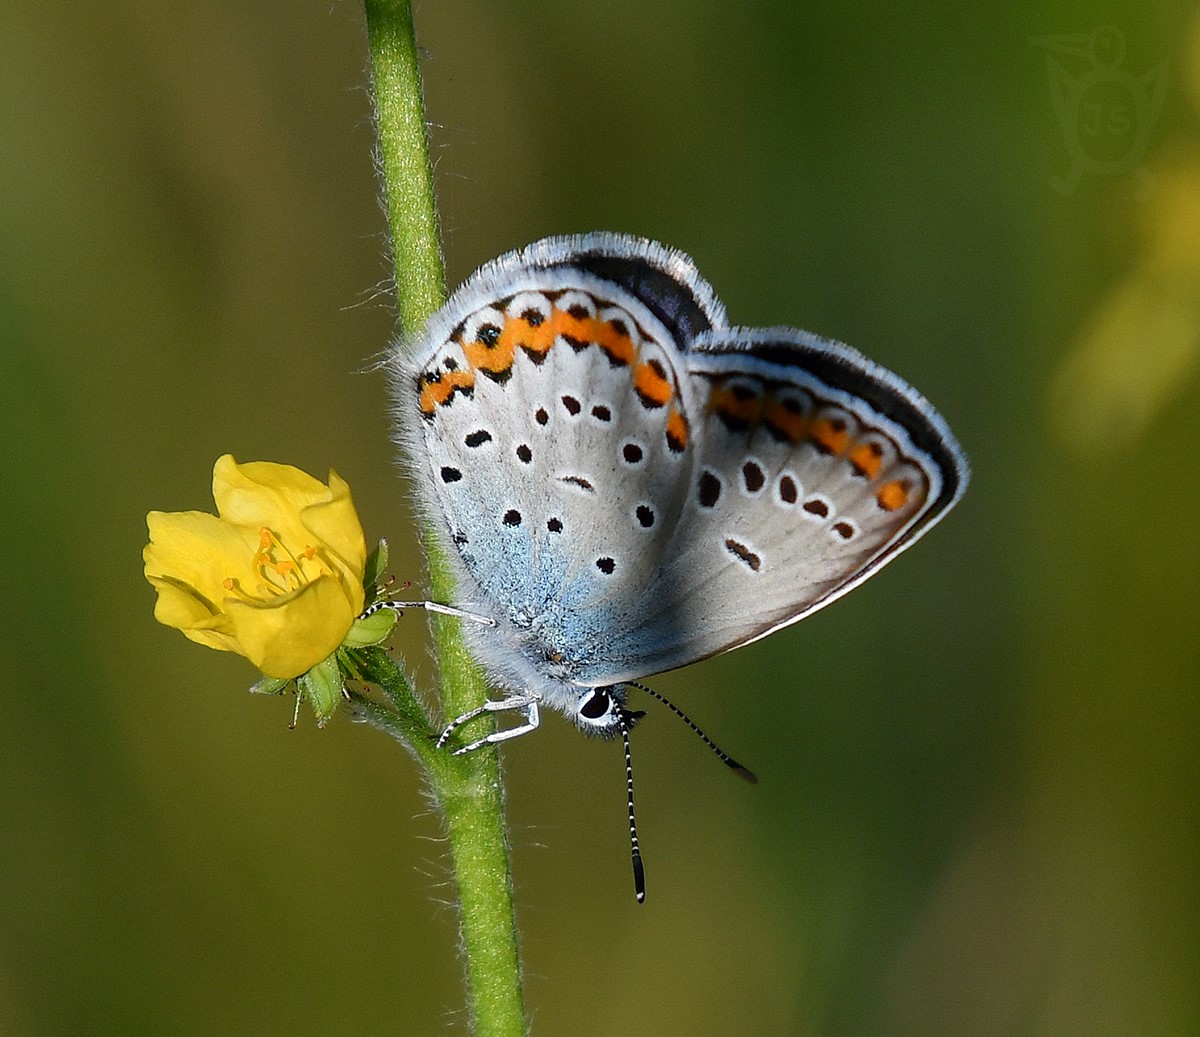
[362,2,525,1034]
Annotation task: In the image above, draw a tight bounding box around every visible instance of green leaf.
[249,675,292,697]
[297,653,344,725]
[343,607,398,647]
[362,538,390,606]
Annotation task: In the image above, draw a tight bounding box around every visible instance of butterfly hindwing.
[586,327,968,682]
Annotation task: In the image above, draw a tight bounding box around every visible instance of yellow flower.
[144,455,368,680]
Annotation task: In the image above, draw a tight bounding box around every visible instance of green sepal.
[343,606,398,648]
[362,538,390,606]
[249,675,293,697]
[297,653,344,725]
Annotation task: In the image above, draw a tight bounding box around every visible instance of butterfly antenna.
[626,680,758,783]
[617,710,646,904]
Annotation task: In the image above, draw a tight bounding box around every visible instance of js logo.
[1032,26,1168,196]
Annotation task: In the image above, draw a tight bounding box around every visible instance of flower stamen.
[234,528,330,599]
[221,576,265,604]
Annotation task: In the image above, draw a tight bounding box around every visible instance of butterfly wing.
[396,235,722,695]
[584,327,969,683]
[396,235,968,695]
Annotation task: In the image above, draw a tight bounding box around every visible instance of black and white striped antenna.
[627,680,757,784]
[618,681,757,903]
[616,710,646,903]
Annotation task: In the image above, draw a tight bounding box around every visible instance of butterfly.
[385,233,968,899]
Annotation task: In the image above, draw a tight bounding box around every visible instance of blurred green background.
[2,1,1198,1034]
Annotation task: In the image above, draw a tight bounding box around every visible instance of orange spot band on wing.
[463,329,517,375]
[589,318,636,365]
[763,398,806,442]
[665,407,688,451]
[809,417,849,455]
[709,386,763,426]
[513,306,637,366]
[520,309,570,357]
[634,359,674,407]
[418,369,476,415]
[848,442,883,479]
[876,479,910,511]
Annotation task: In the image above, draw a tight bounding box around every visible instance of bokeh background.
[3,1,1198,1034]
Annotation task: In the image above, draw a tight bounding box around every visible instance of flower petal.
[213,455,338,530]
[224,574,359,679]
[145,509,259,606]
[298,470,367,612]
[145,571,232,637]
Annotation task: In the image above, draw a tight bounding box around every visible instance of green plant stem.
[362,3,526,1035]
[364,0,445,334]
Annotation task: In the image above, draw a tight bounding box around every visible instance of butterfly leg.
[436,696,541,754]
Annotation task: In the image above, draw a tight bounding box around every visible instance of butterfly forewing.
[406,259,705,687]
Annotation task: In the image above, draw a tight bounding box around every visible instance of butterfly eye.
[578,686,624,729]
[578,688,613,721]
